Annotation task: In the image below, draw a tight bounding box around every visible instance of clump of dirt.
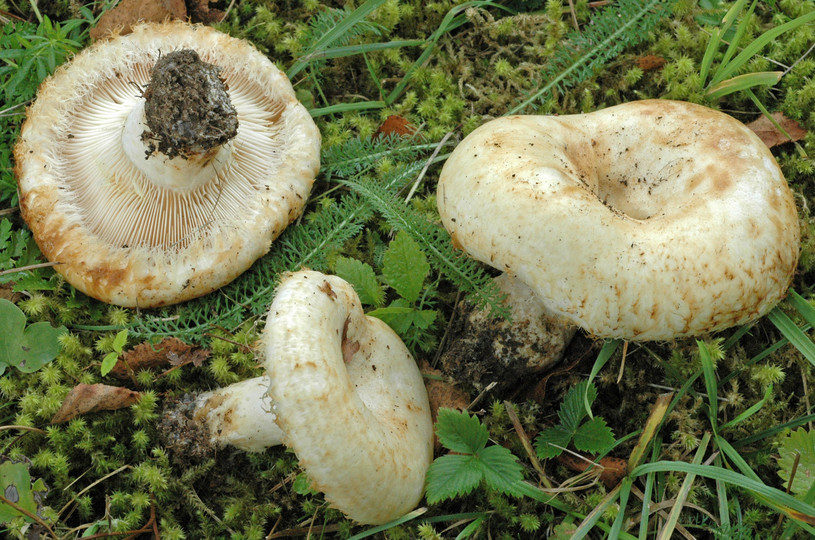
[142,49,238,159]
[439,275,576,394]
[157,394,216,465]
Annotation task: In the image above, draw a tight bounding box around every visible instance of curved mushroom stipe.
[192,271,433,525]
[264,271,433,525]
[438,100,800,340]
[14,22,320,307]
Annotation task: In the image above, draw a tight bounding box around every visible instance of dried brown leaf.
[373,115,417,139]
[746,112,807,149]
[50,384,141,424]
[635,55,666,71]
[111,337,205,379]
[557,453,628,489]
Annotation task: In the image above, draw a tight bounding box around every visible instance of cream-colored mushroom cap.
[437,99,800,340]
[14,22,320,307]
[263,270,433,524]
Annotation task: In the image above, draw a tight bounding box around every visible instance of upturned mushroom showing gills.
[186,270,433,525]
[13,22,320,307]
[437,99,800,340]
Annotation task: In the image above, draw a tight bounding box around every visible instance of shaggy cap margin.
[14,22,321,307]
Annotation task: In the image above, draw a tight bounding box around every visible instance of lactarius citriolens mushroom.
[14,22,320,307]
[187,270,433,525]
[438,100,800,340]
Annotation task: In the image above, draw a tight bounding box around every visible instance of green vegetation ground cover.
[1,0,815,538]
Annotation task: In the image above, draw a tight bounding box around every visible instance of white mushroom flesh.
[437,100,800,340]
[264,271,433,525]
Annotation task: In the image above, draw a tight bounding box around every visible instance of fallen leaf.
[90,0,186,41]
[373,115,417,139]
[635,55,666,71]
[420,361,471,450]
[111,337,204,379]
[50,384,141,424]
[746,112,807,149]
[557,453,628,489]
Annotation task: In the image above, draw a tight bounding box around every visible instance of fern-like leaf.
[338,174,508,318]
[509,0,677,114]
[127,193,374,340]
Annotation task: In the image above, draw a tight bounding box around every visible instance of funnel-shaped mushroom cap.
[264,271,433,525]
[438,100,800,340]
[14,22,320,307]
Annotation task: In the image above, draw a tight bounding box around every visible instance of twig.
[503,400,551,488]
[58,465,131,519]
[467,381,497,411]
[0,425,46,435]
[204,331,255,353]
[0,261,61,276]
[432,290,462,368]
[567,0,580,32]
[220,0,237,22]
[772,451,801,540]
[0,494,59,539]
[616,340,629,384]
[404,132,453,203]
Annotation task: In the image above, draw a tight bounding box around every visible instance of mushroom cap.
[13,22,320,307]
[437,100,800,340]
[263,270,433,525]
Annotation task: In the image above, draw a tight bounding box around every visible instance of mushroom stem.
[121,49,238,192]
[122,101,234,192]
[439,272,576,392]
[192,377,284,451]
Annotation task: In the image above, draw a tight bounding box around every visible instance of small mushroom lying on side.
[177,270,433,525]
[14,22,320,307]
[438,100,800,341]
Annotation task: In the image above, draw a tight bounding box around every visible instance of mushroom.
[182,270,433,525]
[13,22,320,307]
[437,99,800,340]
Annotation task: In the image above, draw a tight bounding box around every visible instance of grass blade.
[348,507,428,539]
[697,340,720,432]
[767,306,815,368]
[658,432,711,540]
[584,339,621,418]
[632,462,815,526]
[295,39,423,65]
[287,0,389,79]
[628,392,673,474]
[710,9,815,86]
[720,383,772,430]
[714,0,758,83]
[705,71,783,99]
[700,0,750,86]
[788,289,815,327]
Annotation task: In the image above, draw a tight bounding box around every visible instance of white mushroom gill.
[60,50,289,250]
[15,22,321,307]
